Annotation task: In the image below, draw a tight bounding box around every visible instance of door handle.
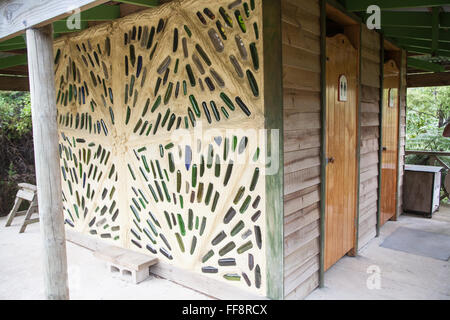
[327,157,335,164]
[382,146,387,151]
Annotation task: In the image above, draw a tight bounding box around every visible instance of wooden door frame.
[319,0,362,287]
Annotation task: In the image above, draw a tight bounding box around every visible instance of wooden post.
[26,25,69,300]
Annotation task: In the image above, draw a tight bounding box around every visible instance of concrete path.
[1,205,449,300]
[0,216,211,300]
[307,204,450,300]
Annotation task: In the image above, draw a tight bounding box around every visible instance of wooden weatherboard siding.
[358,26,380,249]
[281,0,321,299]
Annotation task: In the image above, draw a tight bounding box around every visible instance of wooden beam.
[407,71,450,87]
[0,75,29,91]
[405,46,450,59]
[343,0,450,11]
[26,25,69,300]
[114,0,159,6]
[263,0,283,300]
[52,20,89,33]
[407,57,445,72]
[0,65,29,75]
[0,0,109,41]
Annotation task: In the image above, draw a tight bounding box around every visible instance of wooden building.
[0,0,448,300]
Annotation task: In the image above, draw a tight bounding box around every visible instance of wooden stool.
[5,183,39,233]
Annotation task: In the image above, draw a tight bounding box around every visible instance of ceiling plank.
[0,42,26,51]
[383,26,450,42]
[379,11,432,27]
[0,0,109,41]
[405,46,450,58]
[343,0,450,11]
[0,54,27,69]
[407,71,450,87]
[395,38,450,52]
[407,57,445,72]
[0,75,28,91]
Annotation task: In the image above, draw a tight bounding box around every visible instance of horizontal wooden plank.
[0,75,29,91]
[360,165,379,182]
[361,112,380,127]
[285,166,321,198]
[360,126,379,140]
[360,151,379,169]
[282,22,320,55]
[282,44,320,73]
[284,255,319,296]
[284,205,320,237]
[284,148,320,174]
[361,84,380,102]
[284,186,320,216]
[284,111,321,131]
[282,0,320,18]
[283,65,320,92]
[284,219,320,256]
[283,88,321,112]
[285,271,319,300]
[282,1,320,36]
[284,130,321,152]
[284,237,319,275]
[360,138,379,155]
[361,101,379,114]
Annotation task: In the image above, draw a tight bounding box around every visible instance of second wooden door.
[380,60,400,226]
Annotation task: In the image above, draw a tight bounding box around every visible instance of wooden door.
[325,34,358,271]
[380,60,400,225]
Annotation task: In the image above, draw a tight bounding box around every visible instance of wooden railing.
[405,150,450,202]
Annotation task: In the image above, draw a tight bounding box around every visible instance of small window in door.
[338,74,347,102]
[389,88,397,107]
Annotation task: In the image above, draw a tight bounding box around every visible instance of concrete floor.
[1,205,449,300]
[306,203,450,300]
[0,215,210,300]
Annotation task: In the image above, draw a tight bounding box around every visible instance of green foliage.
[406,87,450,202]
[0,91,32,139]
[406,86,450,152]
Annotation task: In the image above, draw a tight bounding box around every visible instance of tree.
[406,86,450,152]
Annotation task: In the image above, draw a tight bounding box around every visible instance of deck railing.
[405,150,450,202]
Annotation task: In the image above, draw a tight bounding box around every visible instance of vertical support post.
[431,7,440,55]
[376,34,385,237]
[318,0,327,289]
[26,25,69,300]
[395,49,407,221]
[263,0,283,300]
